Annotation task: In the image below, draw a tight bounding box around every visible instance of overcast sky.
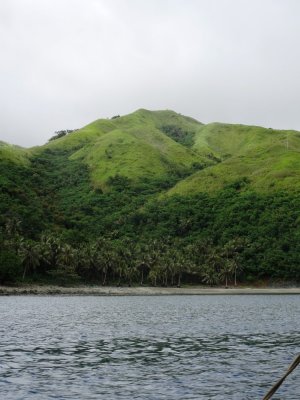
[1,0,300,147]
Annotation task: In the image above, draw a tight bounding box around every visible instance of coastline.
[0,285,300,296]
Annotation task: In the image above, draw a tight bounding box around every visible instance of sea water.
[0,295,299,399]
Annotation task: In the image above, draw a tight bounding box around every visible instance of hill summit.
[4,109,300,193]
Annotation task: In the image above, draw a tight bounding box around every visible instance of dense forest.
[0,110,299,285]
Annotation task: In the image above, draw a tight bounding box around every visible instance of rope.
[262,354,300,400]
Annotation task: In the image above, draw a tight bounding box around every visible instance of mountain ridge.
[2,109,300,194]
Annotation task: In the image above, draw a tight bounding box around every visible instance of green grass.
[0,141,30,165]
[38,109,207,189]
[167,123,300,195]
[2,110,300,195]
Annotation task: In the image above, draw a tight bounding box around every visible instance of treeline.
[1,148,300,285]
[0,220,246,287]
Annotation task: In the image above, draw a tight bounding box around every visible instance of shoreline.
[0,285,300,296]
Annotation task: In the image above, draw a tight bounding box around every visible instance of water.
[0,295,299,399]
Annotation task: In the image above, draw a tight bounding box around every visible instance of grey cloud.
[1,0,300,147]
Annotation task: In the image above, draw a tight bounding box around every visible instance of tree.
[48,130,77,142]
[202,265,220,286]
[219,259,233,288]
[4,217,23,253]
[18,239,41,280]
[202,247,223,286]
[222,238,246,286]
[135,243,151,285]
[40,234,63,271]
[116,239,137,286]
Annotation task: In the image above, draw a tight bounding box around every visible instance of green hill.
[40,109,206,190]
[29,110,300,195]
[0,109,300,285]
[168,123,300,195]
[0,141,30,165]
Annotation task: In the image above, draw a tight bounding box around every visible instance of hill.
[0,109,299,286]
[168,123,300,195]
[41,109,207,190]
[0,141,30,165]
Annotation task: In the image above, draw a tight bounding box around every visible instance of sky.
[1,0,300,147]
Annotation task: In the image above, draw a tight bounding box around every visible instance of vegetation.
[48,130,78,142]
[0,109,299,286]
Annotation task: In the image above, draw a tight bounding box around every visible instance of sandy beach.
[0,285,300,296]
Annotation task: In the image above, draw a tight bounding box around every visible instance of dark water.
[0,295,299,399]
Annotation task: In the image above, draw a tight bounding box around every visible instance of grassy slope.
[0,141,31,196]
[168,123,300,195]
[39,109,206,189]
[2,111,300,196]
[0,141,30,166]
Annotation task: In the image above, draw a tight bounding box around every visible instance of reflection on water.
[0,295,299,399]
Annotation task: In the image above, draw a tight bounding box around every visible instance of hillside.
[0,141,30,165]
[168,123,300,195]
[41,109,207,190]
[0,109,300,285]
[29,110,300,194]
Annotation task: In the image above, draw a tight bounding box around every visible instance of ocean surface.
[0,295,299,399]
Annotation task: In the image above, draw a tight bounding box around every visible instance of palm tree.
[219,259,234,288]
[100,246,115,285]
[223,238,246,286]
[59,244,75,266]
[135,243,152,285]
[148,267,159,287]
[162,247,185,287]
[146,239,169,286]
[19,239,41,280]
[58,243,77,278]
[202,265,220,286]
[202,247,223,286]
[4,217,23,254]
[175,252,187,287]
[40,234,62,271]
[81,242,102,281]
[117,239,137,286]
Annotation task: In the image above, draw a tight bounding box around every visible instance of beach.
[0,285,299,296]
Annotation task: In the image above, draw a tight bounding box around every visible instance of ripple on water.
[0,295,299,399]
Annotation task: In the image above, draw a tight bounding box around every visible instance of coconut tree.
[148,266,159,287]
[174,251,187,287]
[80,242,102,281]
[202,247,223,286]
[73,245,87,279]
[162,247,184,287]
[117,239,137,286]
[4,217,23,254]
[223,238,246,286]
[19,239,41,280]
[59,244,75,266]
[58,243,77,279]
[147,239,169,286]
[202,265,220,286]
[186,239,215,283]
[219,259,234,288]
[40,234,63,271]
[100,245,115,285]
[135,243,152,285]
[114,254,126,286]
